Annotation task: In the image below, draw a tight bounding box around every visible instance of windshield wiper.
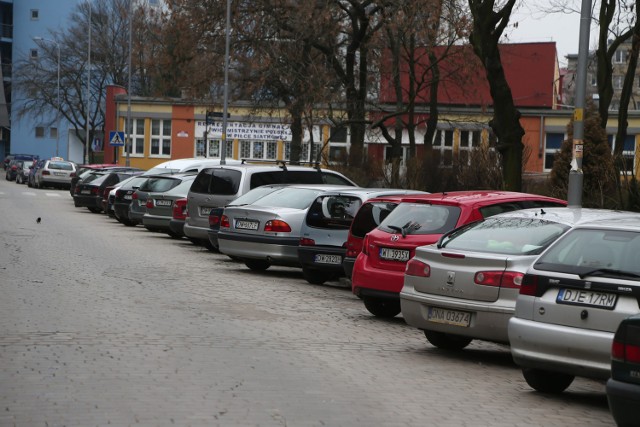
[579,268,640,280]
[388,225,403,235]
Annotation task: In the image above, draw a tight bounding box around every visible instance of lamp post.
[85,1,92,165]
[34,37,60,158]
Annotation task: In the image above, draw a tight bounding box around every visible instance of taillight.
[146,199,154,209]
[220,215,230,228]
[91,187,100,195]
[612,324,640,363]
[519,274,539,296]
[264,219,291,232]
[42,170,50,175]
[474,271,523,288]
[116,189,124,198]
[209,214,221,227]
[300,237,315,246]
[11,165,17,171]
[172,199,188,220]
[132,192,138,200]
[362,234,371,255]
[74,186,81,194]
[405,259,430,277]
[70,172,76,177]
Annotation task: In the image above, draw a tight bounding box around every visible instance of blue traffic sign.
[109,131,125,147]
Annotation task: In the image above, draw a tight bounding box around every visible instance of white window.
[590,74,597,87]
[615,50,627,64]
[458,130,482,165]
[610,134,637,174]
[614,75,624,90]
[433,129,454,166]
[239,140,278,160]
[124,119,145,156]
[30,9,39,20]
[150,119,171,157]
[285,142,322,162]
[384,145,408,167]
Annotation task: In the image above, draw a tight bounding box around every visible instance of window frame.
[150,119,171,158]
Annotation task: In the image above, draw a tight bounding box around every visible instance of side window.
[322,172,353,185]
[210,169,241,195]
[190,170,212,194]
[283,171,323,184]
[306,196,362,229]
[478,202,523,218]
[250,171,284,188]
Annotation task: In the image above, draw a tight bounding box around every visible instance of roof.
[485,207,640,226]
[378,42,559,109]
[395,190,566,206]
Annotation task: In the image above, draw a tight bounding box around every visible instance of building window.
[50,128,58,139]
[433,129,454,166]
[35,126,45,138]
[30,49,38,59]
[610,134,637,174]
[614,50,627,64]
[124,119,145,156]
[458,130,482,165]
[614,75,624,89]
[150,119,171,157]
[31,9,39,20]
[544,132,565,171]
[284,142,322,162]
[590,74,597,87]
[384,146,408,167]
[330,126,348,143]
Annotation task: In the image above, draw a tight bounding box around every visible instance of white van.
[142,158,241,176]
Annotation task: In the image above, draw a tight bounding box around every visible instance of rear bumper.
[169,219,186,237]
[218,231,300,265]
[142,214,171,230]
[606,378,640,427]
[342,256,356,278]
[297,246,346,273]
[207,229,220,249]
[350,254,405,297]
[508,316,613,379]
[183,222,209,242]
[73,195,102,209]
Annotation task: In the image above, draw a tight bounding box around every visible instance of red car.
[351,191,567,318]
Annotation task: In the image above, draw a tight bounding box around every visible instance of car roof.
[313,188,425,198]
[481,207,640,227]
[568,213,640,231]
[274,183,357,191]
[385,190,566,206]
[151,158,242,169]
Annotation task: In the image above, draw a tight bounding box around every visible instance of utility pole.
[126,0,133,166]
[84,1,91,164]
[221,0,231,165]
[567,0,592,207]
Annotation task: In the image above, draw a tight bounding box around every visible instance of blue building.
[8,0,82,161]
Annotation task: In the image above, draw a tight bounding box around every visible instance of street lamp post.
[85,1,92,165]
[34,37,60,158]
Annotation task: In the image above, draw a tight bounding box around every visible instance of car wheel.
[362,297,401,318]
[424,330,472,350]
[27,179,32,187]
[88,207,102,213]
[244,259,271,271]
[521,368,574,394]
[302,267,332,285]
[15,175,21,184]
[167,231,182,239]
[204,240,219,252]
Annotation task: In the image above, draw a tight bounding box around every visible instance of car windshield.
[23,161,34,169]
[49,161,74,171]
[251,187,324,209]
[305,195,362,230]
[143,167,180,176]
[89,174,110,185]
[379,203,461,236]
[229,186,285,207]
[120,176,149,190]
[139,177,183,192]
[534,228,640,277]
[441,217,570,255]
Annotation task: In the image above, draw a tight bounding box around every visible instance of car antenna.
[540,208,546,215]
[278,160,288,171]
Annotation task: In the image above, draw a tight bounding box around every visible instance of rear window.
[252,187,323,209]
[350,201,399,238]
[306,195,362,230]
[249,170,353,188]
[379,203,461,236]
[48,161,74,171]
[139,177,182,192]
[441,217,570,255]
[211,169,241,195]
[120,176,149,190]
[229,186,284,206]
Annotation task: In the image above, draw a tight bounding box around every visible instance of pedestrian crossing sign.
[109,131,125,147]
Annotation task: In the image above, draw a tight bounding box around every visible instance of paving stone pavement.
[0,180,615,427]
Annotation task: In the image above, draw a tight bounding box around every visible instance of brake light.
[146,199,154,209]
[132,192,138,200]
[209,214,221,227]
[362,234,371,256]
[11,165,17,171]
[405,259,430,277]
[74,186,81,194]
[345,240,359,258]
[116,189,124,198]
[172,198,188,220]
[42,170,50,175]
[264,219,291,232]
[612,324,640,363]
[91,187,100,195]
[519,274,539,296]
[300,237,315,246]
[220,215,230,228]
[70,172,76,177]
[474,271,523,288]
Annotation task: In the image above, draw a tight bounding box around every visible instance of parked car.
[5,159,25,181]
[217,184,356,271]
[27,160,45,187]
[207,184,291,250]
[342,195,416,279]
[169,198,189,238]
[112,176,152,225]
[184,163,357,249]
[141,157,241,176]
[14,160,35,184]
[297,188,426,285]
[129,173,197,227]
[69,164,126,196]
[142,174,198,236]
[351,191,567,318]
[508,214,640,394]
[4,154,38,170]
[33,158,77,189]
[399,207,630,351]
[607,313,640,427]
[74,171,143,213]
[104,175,140,219]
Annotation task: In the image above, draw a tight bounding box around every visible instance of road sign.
[109,131,125,147]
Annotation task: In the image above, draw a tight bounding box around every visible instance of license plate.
[53,172,65,176]
[556,288,618,309]
[314,254,342,265]
[81,190,90,194]
[379,247,410,262]
[427,307,471,327]
[124,195,132,200]
[200,207,213,215]
[236,220,259,230]
[155,200,172,207]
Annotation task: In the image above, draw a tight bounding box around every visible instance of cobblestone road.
[0,180,615,426]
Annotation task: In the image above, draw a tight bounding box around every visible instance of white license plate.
[427,307,471,327]
[236,220,259,230]
[81,190,90,194]
[155,200,172,207]
[200,207,213,215]
[124,195,132,200]
[53,172,66,176]
[314,254,342,265]
[379,247,410,262]
[556,288,617,309]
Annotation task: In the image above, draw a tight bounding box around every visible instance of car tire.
[424,330,472,350]
[521,368,574,394]
[244,259,271,271]
[167,231,182,239]
[363,297,401,318]
[88,207,102,213]
[204,240,219,252]
[302,267,332,285]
